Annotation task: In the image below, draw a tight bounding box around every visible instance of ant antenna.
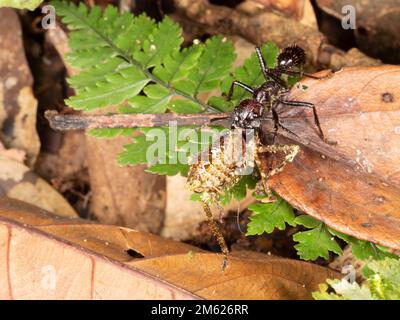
[210,116,230,123]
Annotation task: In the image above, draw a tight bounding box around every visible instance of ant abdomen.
[277,44,306,70]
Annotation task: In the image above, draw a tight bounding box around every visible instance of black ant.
[187,44,331,271]
[227,44,330,143]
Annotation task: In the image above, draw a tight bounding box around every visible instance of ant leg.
[255,47,266,70]
[282,70,332,80]
[201,201,229,271]
[278,99,325,141]
[270,108,280,144]
[255,47,288,87]
[271,108,300,139]
[226,80,254,101]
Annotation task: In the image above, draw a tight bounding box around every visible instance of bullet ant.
[227,44,330,143]
[187,44,330,271]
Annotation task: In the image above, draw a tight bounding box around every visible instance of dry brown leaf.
[262,65,400,251]
[0,8,40,167]
[0,197,339,299]
[0,157,78,218]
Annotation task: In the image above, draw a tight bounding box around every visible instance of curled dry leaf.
[0,198,339,299]
[329,47,382,70]
[262,65,400,251]
[0,8,40,167]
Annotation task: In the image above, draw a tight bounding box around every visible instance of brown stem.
[44,110,231,131]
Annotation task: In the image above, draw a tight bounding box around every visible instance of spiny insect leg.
[215,202,226,223]
[201,201,229,271]
[254,144,300,201]
[253,148,275,201]
[226,81,254,101]
[258,144,300,179]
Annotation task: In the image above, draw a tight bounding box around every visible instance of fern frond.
[52,1,238,177]
[52,0,234,114]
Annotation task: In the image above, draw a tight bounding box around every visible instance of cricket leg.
[258,144,300,178]
[215,202,226,223]
[202,202,229,271]
[255,144,300,201]
[253,142,275,201]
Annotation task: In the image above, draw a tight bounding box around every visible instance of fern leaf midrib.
[167,50,194,85]
[62,3,222,113]
[193,40,223,99]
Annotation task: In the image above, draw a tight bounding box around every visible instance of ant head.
[277,44,306,70]
[231,99,264,129]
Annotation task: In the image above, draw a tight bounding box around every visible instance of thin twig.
[45,110,230,131]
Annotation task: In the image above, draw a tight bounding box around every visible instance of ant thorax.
[253,81,287,106]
